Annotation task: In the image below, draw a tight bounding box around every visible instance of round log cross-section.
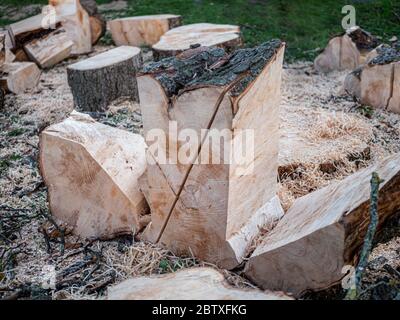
[67,46,142,112]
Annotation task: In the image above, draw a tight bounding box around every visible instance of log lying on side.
[109,14,182,47]
[50,0,92,55]
[24,28,73,69]
[108,267,291,300]
[0,62,41,94]
[80,0,106,45]
[344,44,400,114]
[314,26,379,73]
[7,13,62,50]
[138,40,285,269]
[152,23,242,60]
[245,153,400,297]
[67,46,142,112]
[39,111,149,240]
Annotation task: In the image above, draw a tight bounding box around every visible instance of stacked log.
[0,62,41,94]
[245,153,400,297]
[109,14,182,47]
[152,23,242,60]
[67,46,142,112]
[344,44,400,114]
[138,40,285,269]
[39,111,149,240]
[314,26,379,73]
[80,0,106,44]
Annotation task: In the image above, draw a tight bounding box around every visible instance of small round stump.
[67,46,142,112]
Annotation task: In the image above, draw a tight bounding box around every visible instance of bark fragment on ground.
[40,111,149,240]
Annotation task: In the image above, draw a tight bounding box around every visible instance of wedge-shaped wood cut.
[40,111,149,240]
[344,44,400,114]
[108,267,291,300]
[138,41,285,269]
[152,23,242,60]
[0,62,41,94]
[314,26,379,73]
[109,14,182,47]
[80,0,106,45]
[0,31,15,64]
[24,28,73,69]
[245,153,400,297]
[67,46,142,112]
[50,0,92,55]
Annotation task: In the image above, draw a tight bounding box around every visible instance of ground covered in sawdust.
[1,45,400,299]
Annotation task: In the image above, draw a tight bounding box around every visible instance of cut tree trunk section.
[67,46,142,112]
[138,40,285,269]
[344,44,400,114]
[80,0,106,45]
[0,62,41,94]
[39,111,149,240]
[245,153,400,297]
[108,267,292,300]
[50,0,92,55]
[152,23,242,60]
[109,14,182,47]
[24,28,73,69]
[314,26,379,73]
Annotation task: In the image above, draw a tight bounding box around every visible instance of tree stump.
[344,44,400,114]
[108,267,291,300]
[67,46,142,112]
[80,0,106,45]
[40,111,149,240]
[50,0,92,55]
[314,26,379,73]
[0,62,41,94]
[24,28,73,69]
[138,40,285,269]
[152,23,242,60]
[245,153,400,297]
[109,14,182,47]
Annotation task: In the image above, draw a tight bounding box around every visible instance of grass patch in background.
[0,0,399,61]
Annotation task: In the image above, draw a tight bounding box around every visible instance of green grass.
[1,0,399,61]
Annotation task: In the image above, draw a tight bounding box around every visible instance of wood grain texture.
[40,111,149,240]
[152,23,242,60]
[50,0,92,55]
[245,153,400,297]
[139,43,285,269]
[108,267,291,300]
[109,14,182,47]
[0,62,41,94]
[67,46,142,111]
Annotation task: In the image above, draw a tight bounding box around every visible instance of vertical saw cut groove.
[385,62,395,108]
[155,72,250,243]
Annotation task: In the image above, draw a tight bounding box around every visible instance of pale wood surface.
[139,44,285,269]
[0,62,41,94]
[24,28,73,69]
[40,111,149,240]
[50,0,92,55]
[108,267,291,300]
[109,14,182,47]
[245,153,400,297]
